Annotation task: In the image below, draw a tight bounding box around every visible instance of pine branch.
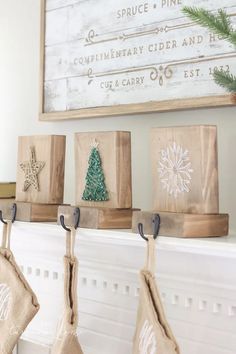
[231,32,236,46]
[218,9,233,35]
[182,7,236,46]
[213,70,236,93]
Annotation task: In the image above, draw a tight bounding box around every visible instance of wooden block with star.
[151,125,219,214]
[16,135,66,204]
[75,131,132,209]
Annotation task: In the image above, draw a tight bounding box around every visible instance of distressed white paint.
[43,0,236,112]
[158,142,193,198]
[5,222,236,354]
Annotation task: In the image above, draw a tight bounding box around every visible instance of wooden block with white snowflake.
[16,135,66,204]
[151,125,219,213]
[75,131,132,209]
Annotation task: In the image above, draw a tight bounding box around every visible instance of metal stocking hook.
[138,214,161,241]
[60,207,80,232]
[0,203,17,224]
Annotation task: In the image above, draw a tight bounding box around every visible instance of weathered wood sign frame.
[40,0,236,121]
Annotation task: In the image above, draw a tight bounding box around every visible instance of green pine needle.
[231,32,236,46]
[183,6,236,93]
[182,7,236,46]
[218,9,230,29]
[213,70,236,93]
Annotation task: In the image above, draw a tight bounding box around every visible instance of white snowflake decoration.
[158,142,193,198]
[139,320,157,354]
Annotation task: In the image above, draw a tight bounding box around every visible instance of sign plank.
[40,0,236,120]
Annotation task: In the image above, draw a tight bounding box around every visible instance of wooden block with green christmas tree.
[75,131,132,209]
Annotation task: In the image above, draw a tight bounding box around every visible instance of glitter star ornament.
[20,146,45,192]
[16,135,66,204]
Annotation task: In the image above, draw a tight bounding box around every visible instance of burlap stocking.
[133,235,180,354]
[0,222,39,354]
[51,228,83,354]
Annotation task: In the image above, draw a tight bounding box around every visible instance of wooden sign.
[40,0,236,121]
[16,135,66,204]
[75,131,132,209]
[151,125,219,213]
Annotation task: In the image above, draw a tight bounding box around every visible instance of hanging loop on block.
[60,207,80,232]
[0,203,17,224]
[138,214,161,241]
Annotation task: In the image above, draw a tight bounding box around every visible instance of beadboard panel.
[18,341,49,354]
[3,222,236,354]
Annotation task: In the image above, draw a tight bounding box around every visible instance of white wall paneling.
[17,341,49,354]
[3,222,236,354]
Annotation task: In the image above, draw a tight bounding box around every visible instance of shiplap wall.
[0,0,236,227]
[6,223,236,354]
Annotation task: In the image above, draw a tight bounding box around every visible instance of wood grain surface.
[151,125,219,213]
[58,205,137,229]
[16,135,66,204]
[132,210,229,237]
[0,200,60,222]
[75,131,132,209]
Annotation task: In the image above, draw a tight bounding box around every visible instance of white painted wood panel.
[42,0,236,115]
[18,340,49,354]
[4,222,236,354]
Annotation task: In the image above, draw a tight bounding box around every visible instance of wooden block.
[16,135,66,204]
[132,211,229,238]
[0,199,15,219]
[0,200,60,222]
[151,125,219,213]
[0,182,16,198]
[58,206,137,229]
[75,131,132,209]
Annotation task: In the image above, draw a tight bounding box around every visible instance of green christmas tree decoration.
[82,140,109,202]
[182,6,236,93]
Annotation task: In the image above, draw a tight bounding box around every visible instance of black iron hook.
[74,208,80,230]
[60,207,80,232]
[0,203,17,225]
[138,214,161,241]
[0,210,7,225]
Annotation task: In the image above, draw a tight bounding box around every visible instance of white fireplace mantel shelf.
[3,222,236,354]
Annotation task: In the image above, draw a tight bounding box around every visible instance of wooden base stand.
[132,211,229,238]
[0,199,61,222]
[58,206,138,229]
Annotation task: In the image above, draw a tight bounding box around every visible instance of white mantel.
[4,222,236,354]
